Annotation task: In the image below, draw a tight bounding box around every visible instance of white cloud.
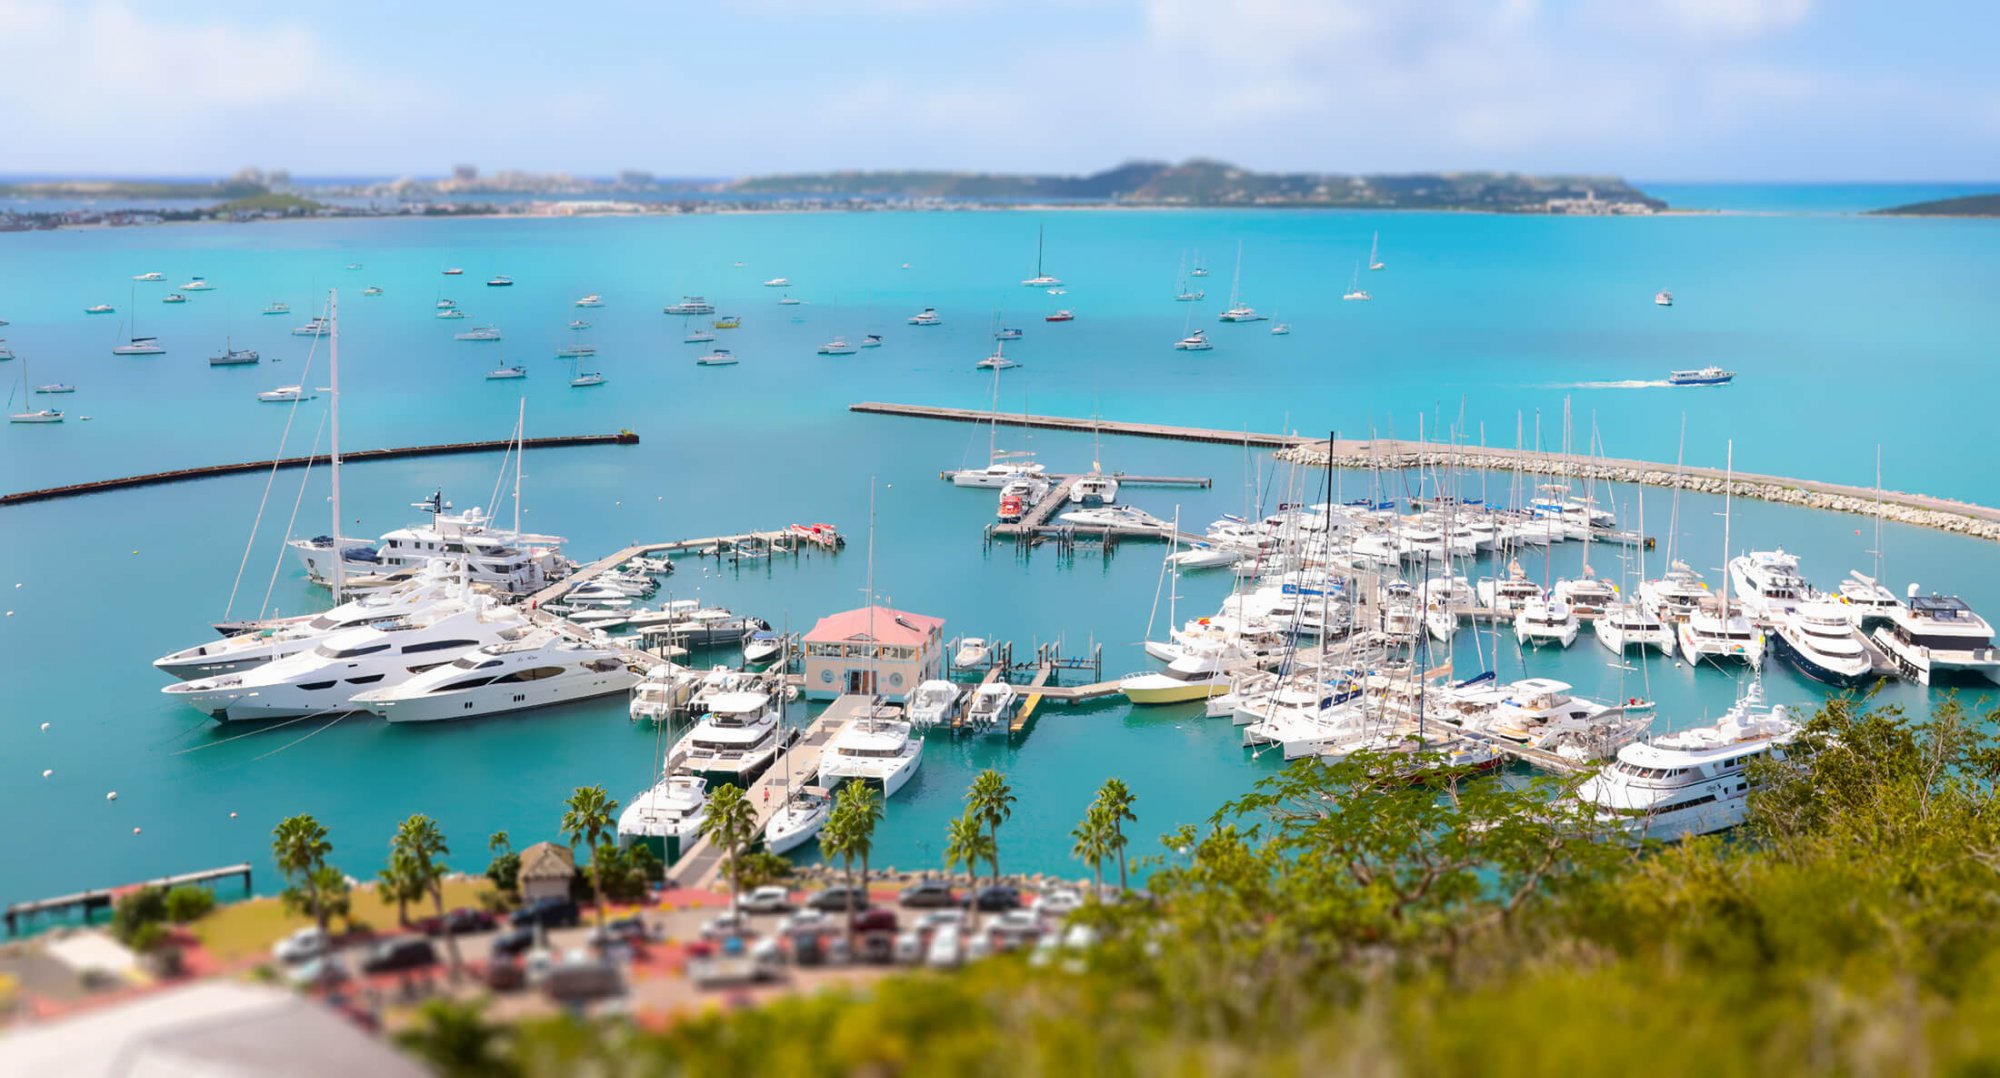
[1650,0,1812,39]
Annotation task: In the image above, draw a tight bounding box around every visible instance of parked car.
[417,907,497,936]
[273,926,329,965]
[589,914,648,947]
[807,886,870,913]
[738,886,794,914]
[914,909,967,933]
[777,908,831,937]
[541,955,623,1003]
[988,909,1043,950]
[825,935,853,966]
[360,937,439,975]
[701,911,753,941]
[790,929,828,967]
[285,953,348,987]
[509,897,580,930]
[971,885,1023,912]
[925,923,963,969]
[893,929,925,965]
[1032,887,1085,918]
[850,908,900,935]
[898,879,959,908]
[490,925,537,959]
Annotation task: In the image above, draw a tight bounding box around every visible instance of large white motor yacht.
[1728,549,1816,619]
[671,689,785,779]
[288,491,570,595]
[162,597,528,722]
[353,629,638,723]
[152,562,465,679]
[1870,590,2000,685]
[1836,571,1903,629]
[1770,600,1878,687]
[1514,595,1580,648]
[818,704,924,797]
[617,773,708,860]
[1573,683,1799,842]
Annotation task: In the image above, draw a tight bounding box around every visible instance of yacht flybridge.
[1871,590,2000,685]
[353,628,639,723]
[1771,600,1879,686]
[672,689,785,779]
[288,489,571,596]
[818,702,924,797]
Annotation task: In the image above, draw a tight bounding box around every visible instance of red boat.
[997,494,1026,523]
[1044,309,1074,323]
[787,522,845,549]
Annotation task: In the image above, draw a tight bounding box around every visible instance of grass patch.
[193,879,489,964]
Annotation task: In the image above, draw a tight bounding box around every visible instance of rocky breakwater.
[1276,440,2000,543]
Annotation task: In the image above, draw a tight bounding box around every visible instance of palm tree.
[393,814,460,982]
[559,785,619,931]
[832,783,882,941]
[377,850,424,927]
[943,810,994,890]
[1071,804,1116,901]
[966,769,1016,886]
[700,783,758,918]
[271,814,334,935]
[1094,778,1139,893]
[819,804,860,946]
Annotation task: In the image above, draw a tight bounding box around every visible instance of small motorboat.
[554,345,596,358]
[818,337,857,355]
[436,299,458,309]
[762,277,791,287]
[778,295,801,306]
[1655,290,1673,307]
[1270,323,1291,336]
[685,329,717,343]
[486,275,514,287]
[575,294,605,308]
[257,385,316,402]
[1668,366,1735,386]
[486,366,527,380]
[994,327,1023,341]
[161,293,187,304]
[713,316,741,329]
[436,308,466,319]
[1044,309,1075,322]
[362,286,384,296]
[568,319,591,330]
[954,637,991,668]
[263,301,290,316]
[180,277,214,291]
[859,334,883,348]
[570,371,605,387]
[84,304,115,315]
[1174,329,1211,351]
[443,267,464,276]
[697,349,739,366]
[743,631,784,665]
[998,493,1026,522]
[907,307,942,326]
[35,383,76,394]
[132,272,165,282]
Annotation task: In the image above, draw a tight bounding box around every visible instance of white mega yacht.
[617,773,708,861]
[818,705,924,798]
[152,562,465,679]
[1870,590,2000,685]
[1573,684,1799,842]
[162,596,529,722]
[288,490,570,595]
[353,629,638,722]
[671,689,785,779]
[1770,600,1878,687]
[1728,549,1816,619]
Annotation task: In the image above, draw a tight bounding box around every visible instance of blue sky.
[0,0,1993,180]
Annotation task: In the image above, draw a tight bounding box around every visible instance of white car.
[992,909,1041,933]
[738,886,794,914]
[777,908,831,937]
[925,923,963,969]
[701,912,754,940]
[894,929,925,964]
[915,909,967,932]
[273,926,328,965]
[1033,888,1085,917]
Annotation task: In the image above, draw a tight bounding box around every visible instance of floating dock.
[1,432,640,507]
[674,695,871,890]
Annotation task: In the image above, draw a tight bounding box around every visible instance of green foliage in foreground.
[415,698,2000,1075]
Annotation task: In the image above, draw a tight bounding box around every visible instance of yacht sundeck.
[672,689,784,779]
[1574,683,1798,842]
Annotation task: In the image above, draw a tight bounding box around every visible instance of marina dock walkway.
[528,529,796,608]
[675,695,869,890]
[857,401,2000,542]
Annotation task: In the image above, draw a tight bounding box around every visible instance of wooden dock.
[1,433,640,507]
[987,475,1210,546]
[675,695,869,890]
[5,863,253,936]
[528,528,798,607]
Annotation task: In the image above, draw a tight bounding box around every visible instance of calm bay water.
[3,195,1998,910]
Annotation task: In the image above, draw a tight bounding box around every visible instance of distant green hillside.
[725,159,1664,210]
[1872,192,2000,216]
[212,192,325,215]
[0,179,271,201]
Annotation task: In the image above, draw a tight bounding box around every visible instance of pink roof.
[805,606,943,647]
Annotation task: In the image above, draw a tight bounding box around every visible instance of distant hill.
[723,159,1664,211]
[1871,193,2000,217]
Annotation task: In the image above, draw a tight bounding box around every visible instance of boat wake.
[1546,379,1672,390]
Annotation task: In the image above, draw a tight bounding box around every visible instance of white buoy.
[106,791,118,801]
[133,827,141,835]
[40,722,49,731]
[229,811,238,819]
[42,769,52,778]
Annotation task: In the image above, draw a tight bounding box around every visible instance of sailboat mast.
[1720,441,1734,615]
[328,290,345,602]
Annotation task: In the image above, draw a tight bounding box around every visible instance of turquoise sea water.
[3,197,1999,911]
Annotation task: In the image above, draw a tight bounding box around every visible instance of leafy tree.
[588,842,660,904]
[944,811,995,889]
[1093,778,1138,893]
[485,830,521,903]
[305,864,351,930]
[1070,804,1116,900]
[111,886,168,946]
[393,814,460,982]
[560,786,618,930]
[271,814,336,936]
[397,998,516,1078]
[162,885,215,924]
[700,783,758,918]
[378,850,425,927]
[734,850,794,891]
[966,769,1016,886]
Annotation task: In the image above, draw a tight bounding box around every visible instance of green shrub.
[110,886,168,945]
[162,885,215,923]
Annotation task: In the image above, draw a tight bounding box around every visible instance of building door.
[846,669,875,694]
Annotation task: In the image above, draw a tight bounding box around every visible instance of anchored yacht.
[1870,590,2000,685]
[1574,683,1799,842]
[818,704,923,797]
[907,307,942,326]
[672,690,785,779]
[288,491,570,596]
[1595,600,1673,654]
[764,787,832,856]
[1728,549,1816,619]
[1770,601,1878,686]
[1174,329,1213,351]
[663,297,715,316]
[353,629,638,723]
[1515,595,1580,648]
[617,773,708,861]
[907,680,962,728]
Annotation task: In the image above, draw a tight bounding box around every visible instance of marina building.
[803,606,945,702]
